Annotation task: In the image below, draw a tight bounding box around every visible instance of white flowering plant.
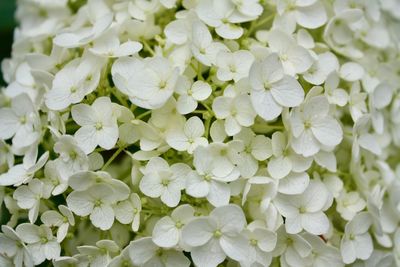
[1,0,400,266]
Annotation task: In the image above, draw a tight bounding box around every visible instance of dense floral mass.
[1,0,400,266]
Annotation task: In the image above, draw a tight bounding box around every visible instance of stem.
[112,90,129,107]
[101,146,125,170]
[197,61,204,81]
[141,39,155,56]
[136,110,152,120]
[201,102,213,114]
[204,118,212,139]
[255,13,275,28]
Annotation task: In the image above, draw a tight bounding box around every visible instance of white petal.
[191,81,212,101]
[296,2,327,29]
[71,104,96,126]
[191,238,225,267]
[184,116,204,138]
[278,172,309,195]
[152,216,179,248]
[96,126,119,150]
[311,117,343,147]
[90,205,115,230]
[251,135,272,160]
[0,108,18,139]
[182,218,214,247]
[212,96,231,119]
[207,181,230,207]
[66,191,93,216]
[251,90,282,121]
[339,62,364,82]
[139,174,164,198]
[74,126,98,154]
[270,76,304,107]
[186,172,210,197]
[301,212,329,235]
[177,95,197,114]
[220,234,249,262]
[268,156,292,179]
[210,204,246,233]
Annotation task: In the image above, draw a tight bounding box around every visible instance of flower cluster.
[1,0,400,266]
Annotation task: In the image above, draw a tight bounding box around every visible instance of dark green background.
[0,1,16,86]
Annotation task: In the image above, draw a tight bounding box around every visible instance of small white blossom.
[250,53,304,121]
[15,223,61,265]
[182,204,248,267]
[72,97,119,154]
[139,157,191,207]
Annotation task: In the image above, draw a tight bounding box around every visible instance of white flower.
[166,116,208,154]
[0,149,49,186]
[41,205,75,242]
[190,20,228,66]
[336,191,366,221]
[290,94,343,157]
[276,0,328,29]
[66,184,118,230]
[45,53,106,111]
[176,79,212,114]
[152,204,195,248]
[213,91,257,136]
[77,240,119,267]
[324,72,348,106]
[15,223,61,265]
[274,181,330,235]
[0,140,13,168]
[112,56,179,109]
[196,0,249,39]
[128,237,190,267]
[128,0,161,21]
[303,52,340,85]
[273,226,312,267]
[303,233,343,267]
[233,128,272,178]
[89,28,142,57]
[0,93,40,148]
[268,131,312,179]
[0,225,34,267]
[68,170,130,201]
[215,50,254,82]
[186,146,237,207]
[250,53,304,121]
[139,157,191,207]
[114,193,142,232]
[71,96,119,154]
[108,246,131,267]
[340,212,374,264]
[348,81,368,122]
[266,30,314,76]
[182,204,248,267]
[352,115,381,162]
[53,0,113,48]
[13,178,51,223]
[241,221,277,267]
[53,135,89,175]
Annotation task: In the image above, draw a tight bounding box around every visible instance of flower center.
[213,229,222,238]
[95,122,103,130]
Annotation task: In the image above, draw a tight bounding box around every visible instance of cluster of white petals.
[1,0,400,266]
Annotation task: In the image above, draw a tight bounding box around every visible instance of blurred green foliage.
[0,0,16,86]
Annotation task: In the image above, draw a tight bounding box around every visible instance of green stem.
[197,61,204,81]
[141,39,155,56]
[101,146,125,170]
[136,110,152,120]
[201,102,214,114]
